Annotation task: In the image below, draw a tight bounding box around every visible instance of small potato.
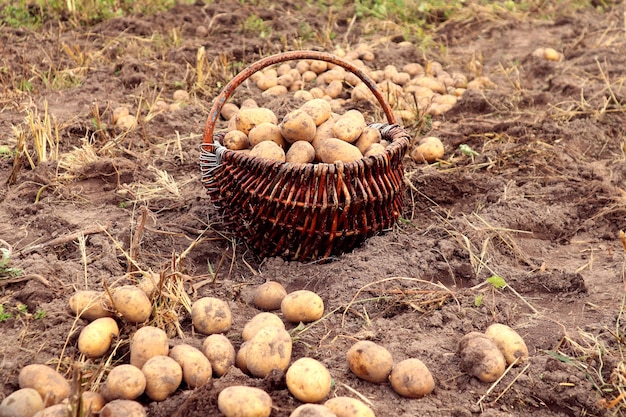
[99,400,146,417]
[111,285,152,324]
[290,404,336,417]
[300,98,332,126]
[130,326,169,369]
[242,312,285,342]
[346,341,393,384]
[223,130,249,150]
[354,126,381,155]
[136,273,159,297]
[332,110,366,143]
[202,334,236,377]
[389,358,435,398]
[403,62,424,77]
[281,290,324,323]
[115,114,137,130]
[141,355,182,401]
[324,397,375,417]
[365,143,386,157]
[484,323,529,366]
[78,317,119,358]
[286,141,316,164]
[286,358,332,403]
[458,332,506,383]
[18,365,70,406]
[103,364,146,401]
[240,98,258,109]
[250,141,286,162]
[68,290,112,321]
[191,297,232,335]
[169,344,212,388]
[236,341,249,373]
[235,108,278,135]
[66,391,105,413]
[246,327,292,378]
[262,85,288,99]
[324,80,343,99]
[280,110,316,143]
[252,281,287,311]
[318,138,363,164]
[410,136,444,163]
[0,388,44,417]
[221,102,239,121]
[351,83,375,102]
[249,123,287,148]
[310,60,328,74]
[172,89,189,102]
[256,75,278,91]
[217,386,272,417]
[112,107,129,123]
[294,90,314,101]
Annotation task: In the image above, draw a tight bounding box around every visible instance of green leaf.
[474,294,484,307]
[486,275,507,289]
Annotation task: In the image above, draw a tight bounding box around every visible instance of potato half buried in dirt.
[324,396,375,417]
[389,358,435,398]
[346,340,393,384]
[484,323,529,366]
[99,399,147,417]
[457,332,506,383]
[217,386,272,417]
[18,365,70,406]
[290,404,336,417]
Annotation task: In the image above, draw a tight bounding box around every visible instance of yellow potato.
[256,75,278,91]
[354,126,381,155]
[484,323,529,366]
[286,358,332,403]
[280,290,324,323]
[351,83,375,102]
[389,358,435,398]
[245,327,292,378]
[223,130,249,151]
[332,110,366,143]
[324,397,375,417]
[201,334,236,377]
[220,102,239,121]
[65,391,105,413]
[217,386,272,417]
[141,355,183,401]
[262,85,288,99]
[300,98,332,126]
[403,62,424,77]
[252,281,287,311]
[103,364,146,401]
[286,141,316,164]
[346,341,393,384]
[136,273,159,297]
[318,138,363,164]
[410,136,444,163]
[68,290,112,321]
[324,80,343,99]
[78,317,119,358]
[364,143,386,157]
[32,404,67,417]
[99,399,147,417]
[191,296,232,335]
[242,312,285,342]
[290,404,336,417]
[250,141,286,162]
[248,122,287,148]
[235,108,278,135]
[310,60,328,74]
[0,388,44,417]
[235,341,249,373]
[18,364,70,406]
[111,285,152,324]
[130,325,169,369]
[169,344,212,388]
[280,109,316,143]
[457,332,506,383]
[240,98,258,109]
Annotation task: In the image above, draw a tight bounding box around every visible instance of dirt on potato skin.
[1,1,626,417]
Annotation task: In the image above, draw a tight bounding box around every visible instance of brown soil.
[1,1,626,416]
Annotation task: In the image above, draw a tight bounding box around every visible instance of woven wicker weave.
[200,51,410,261]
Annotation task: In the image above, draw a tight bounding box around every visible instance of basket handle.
[202,50,396,145]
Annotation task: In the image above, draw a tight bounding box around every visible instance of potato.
[262,85,288,99]
[410,136,444,163]
[403,62,424,77]
[242,312,285,342]
[115,114,136,130]
[103,364,146,401]
[223,130,249,151]
[32,404,67,417]
[346,341,393,384]
[78,317,119,358]
[217,386,272,417]
[300,98,332,126]
[202,334,236,377]
[389,358,435,398]
[250,141,286,162]
[136,273,159,297]
[286,141,316,164]
[294,90,314,101]
[111,285,152,324]
[245,327,292,378]
[240,98,258,109]
[236,341,249,373]
[68,290,112,321]
[324,396,375,417]
[68,391,105,413]
[235,108,278,135]
[332,110,366,143]
[130,325,169,369]
[112,106,129,123]
[484,323,529,366]
[249,122,287,148]
[256,75,278,91]
[318,138,363,164]
[191,296,232,335]
[351,83,375,102]
[364,143,386,157]
[18,365,70,406]
[457,332,506,383]
[169,344,212,388]
[354,126,381,155]
[221,102,239,121]
[252,281,287,311]
[281,290,324,323]
[310,60,328,74]
[286,358,332,403]
[543,47,562,61]
[290,404,336,417]
[280,110,316,143]
[99,400,146,417]
[0,388,44,417]
[141,355,183,401]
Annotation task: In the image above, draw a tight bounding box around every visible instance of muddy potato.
[223,130,249,151]
[221,102,239,121]
[256,75,278,91]
[324,79,343,99]
[78,317,119,358]
[300,98,332,126]
[354,126,381,154]
[351,82,375,102]
[324,397,375,417]
[235,107,278,135]
[290,404,336,417]
[286,358,332,403]
[0,388,44,417]
[389,358,435,398]
[250,141,286,162]
[280,109,316,143]
[262,85,288,99]
[111,285,152,324]
[332,110,366,143]
[99,400,146,417]
[217,386,272,417]
[364,143,386,157]
[68,290,112,321]
[32,404,67,417]
[141,356,182,401]
[281,290,324,323]
[191,296,232,335]
[410,136,444,163]
[286,140,316,164]
[252,281,287,311]
[202,334,236,377]
[18,365,70,406]
[318,138,363,164]
[169,344,212,388]
[242,312,285,341]
[458,332,506,383]
[248,122,287,148]
[484,323,529,366]
[130,325,169,369]
[246,327,292,378]
[103,364,146,401]
[346,341,393,384]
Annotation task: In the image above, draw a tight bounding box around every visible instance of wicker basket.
[200,51,410,261]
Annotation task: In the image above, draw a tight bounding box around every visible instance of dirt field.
[1,1,626,416]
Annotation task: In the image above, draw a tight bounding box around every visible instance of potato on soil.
[64,391,104,413]
[242,312,285,342]
[191,296,232,335]
[290,404,336,417]
[246,327,292,378]
[389,358,435,398]
[286,140,316,164]
[324,397,375,417]
[141,355,183,401]
[318,138,363,164]
[286,357,332,403]
[249,122,287,148]
[410,136,444,163]
[281,290,324,323]
[280,109,316,143]
[32,404,67,417]
[300,98,332,126]
[236,341,250,373]
[99,400,147,417]
[346,340,393,384]
[18,364,70,406]
[250,141,286,162]
[332,110,366,143]
[103,364,146,401]
[169,344,212,388]
[235,108,278,135]
[78,317,119,358]
[223,130,249,151]
[484,323,529,366]
[0,388,44,417]
[202,334,236,377]
[217,386,272,417]
[111,285,152,324]
[457,332,506,383]
[130,325,169,369]
[252,281,287,311]
[68,290,112,321]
